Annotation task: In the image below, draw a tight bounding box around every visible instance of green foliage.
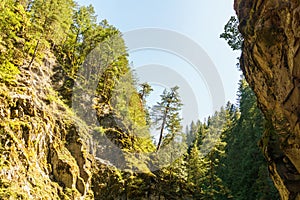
[0,1,280,199]
[138,83,153,102]
[0,61,20,83]
[56,5,97,74]
[98,38,130,103]
[0,0,29,82]
[152,86,183,151]
[220,16,279,198]
[186,142,205,198]
[0,0,80,82]
[219,79,279,200]
[184,86,279,199]
[220,16,243,51]
[30,0,74,44]
[108,70,155,153]
[138,83,153,126]
[55,5,118,77]
[196,108,232,199]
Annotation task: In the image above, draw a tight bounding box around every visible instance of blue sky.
[76,0,241,124]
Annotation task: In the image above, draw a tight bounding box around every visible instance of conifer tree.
[220,16,243,51]
[219,79,279,199]
[28,0,75,68]
[152,86,183,152]
[200,109,230,199]
[186,141,205,199]
[138,83,153,103]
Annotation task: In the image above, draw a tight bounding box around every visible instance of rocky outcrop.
[0,50,156,199]
[234,0,300,199]
[0,54,94,199]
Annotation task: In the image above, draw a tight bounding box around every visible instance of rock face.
[0,51,155,199]
[0,54,94,199]
[234,0,300,199]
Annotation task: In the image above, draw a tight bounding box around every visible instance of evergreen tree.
[138,83,153,103]
[186,141,205,199]
[220,16,243,51]
[200,109,231,199]
[219,79,279,199]
[152,86,183,152]
[220,15,279,199]
[186,121,199,149]
[28,0,75,68]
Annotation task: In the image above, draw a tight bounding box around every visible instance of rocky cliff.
[0,1,191,199]
[234,0,300,199]
[0,50,157,199]
[0,53,97,199]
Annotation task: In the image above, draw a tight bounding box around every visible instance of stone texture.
[235,0,300,199]
[0,53,94,199]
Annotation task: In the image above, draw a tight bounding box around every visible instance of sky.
[76,0,241,126]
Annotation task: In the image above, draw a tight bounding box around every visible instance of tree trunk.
[156,105,169,152]
[234,0,300,199]
[28,39,40,69]
[156,116,166,152]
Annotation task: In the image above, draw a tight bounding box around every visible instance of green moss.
[63,187,81,200]
[0,61,20,83]
[46,94,57,104]
[93,126,105,136]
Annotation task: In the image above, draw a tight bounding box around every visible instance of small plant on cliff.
[220,16,243,51]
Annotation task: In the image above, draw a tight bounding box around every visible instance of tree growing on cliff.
[28,0,75,68]
[152,86,183,152]
[220,16,243,51]
[139,83,153,103]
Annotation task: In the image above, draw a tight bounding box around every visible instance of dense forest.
[0,0,294,199]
